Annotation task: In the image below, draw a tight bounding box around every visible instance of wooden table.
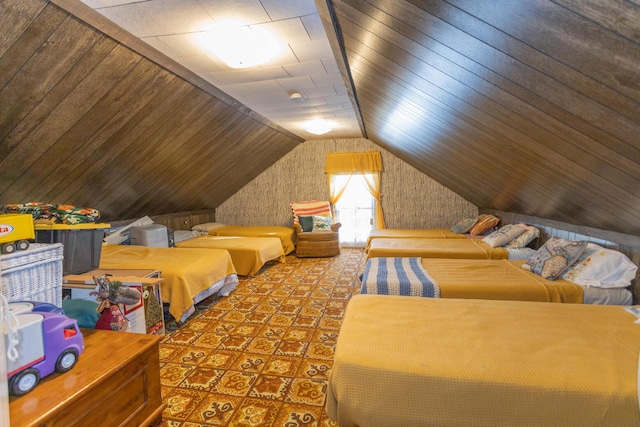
[9,329,164,427]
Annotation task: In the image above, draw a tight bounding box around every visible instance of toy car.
[5,311,84,396]
[0,213,35,254]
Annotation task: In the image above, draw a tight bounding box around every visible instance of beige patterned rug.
[159,248,365,426]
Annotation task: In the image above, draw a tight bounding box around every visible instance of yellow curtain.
[325,151,386,229]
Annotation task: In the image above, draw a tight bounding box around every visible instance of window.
[333,174,374,247]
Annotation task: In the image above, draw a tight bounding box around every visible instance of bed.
[204,225,296,255]
[100,244,238,323]
[361,257,633,304]
[175,235,285,276]
[366,237,517,260]
[365,228,465,251]
[327,294,640,427]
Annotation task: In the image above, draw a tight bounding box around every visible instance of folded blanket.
[361,257,440,297]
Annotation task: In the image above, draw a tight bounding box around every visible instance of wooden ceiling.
[321,0,640,235]
[1,0,639,235]
[1,0,302,222]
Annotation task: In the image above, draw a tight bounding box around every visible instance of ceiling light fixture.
[305,118,335,135]
[289,91,303,100]
[198,26,281,69]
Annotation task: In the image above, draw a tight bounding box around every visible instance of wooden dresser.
[9,329,165,426]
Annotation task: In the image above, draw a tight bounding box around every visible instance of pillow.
[450,217,478,234]
[61,299,100,329]
[560,243,638,288]
[299,216,314,232]
[468,215,500,236]
[521,237,587,280]
[312,215,332,231]
[290,201,331,224]
[482,224,527,247]
[505,225,540,248]
[191,222,226,234]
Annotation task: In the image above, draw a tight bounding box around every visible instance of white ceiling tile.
[252,18,310,44]
[260,0,317,21]
[301,14,326,41]
[139,0,216,34]
[289,38,334,63]
[82,0,362,139]
[198,0,270,25]
[303,86,337,98]
[276,76,316,91]
[96,4,169,37]
[282,60,325,77]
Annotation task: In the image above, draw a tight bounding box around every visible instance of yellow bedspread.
[422,258,584,303]
[208,225,296,255]
[365,228,464,251]
[100,244,237,322]
[366,237,508,260]
[327,295,640,427]
[175,236,285,276]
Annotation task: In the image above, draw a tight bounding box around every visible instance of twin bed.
[327,295,640,427]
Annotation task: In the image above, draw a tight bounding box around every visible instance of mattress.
[208,225,296,255]
[365,228,464,251]
[366,237,509,260]
[362,257,594,303]
[100,244,238,322]
[175,235,285,276]
[327,295,640,427]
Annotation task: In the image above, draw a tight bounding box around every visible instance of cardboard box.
[62,275,164,335]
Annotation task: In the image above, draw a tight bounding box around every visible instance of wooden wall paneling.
[9,58,168,202]
[446,0,640,104]
[44,74,182,210]
[0,42,140,200]
[341,31,614,226]
[0,0,48,57]
[89,85,212,215]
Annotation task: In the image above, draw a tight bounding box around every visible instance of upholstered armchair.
[290,201,341,258]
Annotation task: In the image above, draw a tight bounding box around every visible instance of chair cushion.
[299,216,314,232]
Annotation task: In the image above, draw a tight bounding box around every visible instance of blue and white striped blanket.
[360,257,440,297]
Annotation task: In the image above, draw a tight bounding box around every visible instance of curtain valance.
[324,151,383,174]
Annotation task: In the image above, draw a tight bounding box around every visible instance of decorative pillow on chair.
[312,215,333,231]
[482,224,527,247]
[291,201,331,224]
[299,216,314,232]
[468,215,500,236]
[450,217,478,234]
[521,237,587,280]
[505,225,540,248]
[560,243,638,288]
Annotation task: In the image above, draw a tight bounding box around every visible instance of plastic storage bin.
[129,224,168,247]
[0,243,64,306]
[34,223,110,275]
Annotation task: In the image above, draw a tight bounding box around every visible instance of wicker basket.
[0,243,64,307]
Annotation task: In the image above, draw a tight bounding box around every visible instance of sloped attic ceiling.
[1,0,639,236]
[322,0,640,236]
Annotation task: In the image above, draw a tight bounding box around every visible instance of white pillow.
[312,215,332,232]
[482,224,526,248]
[191,222,226,234]
[505,225,540,248]
[560,243,638,288]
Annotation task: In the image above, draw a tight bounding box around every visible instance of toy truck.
[0,213,35,254]
[4,311,84,396]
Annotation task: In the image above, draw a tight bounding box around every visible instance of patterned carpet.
[158,248,365,426]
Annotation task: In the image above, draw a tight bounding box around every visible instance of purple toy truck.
[5,311,84,396]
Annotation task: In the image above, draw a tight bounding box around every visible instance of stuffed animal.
[92,275,141,332]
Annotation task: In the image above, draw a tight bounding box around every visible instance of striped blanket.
[361,257,440,297]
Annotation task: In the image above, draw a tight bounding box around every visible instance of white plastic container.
[129,224,168,247]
